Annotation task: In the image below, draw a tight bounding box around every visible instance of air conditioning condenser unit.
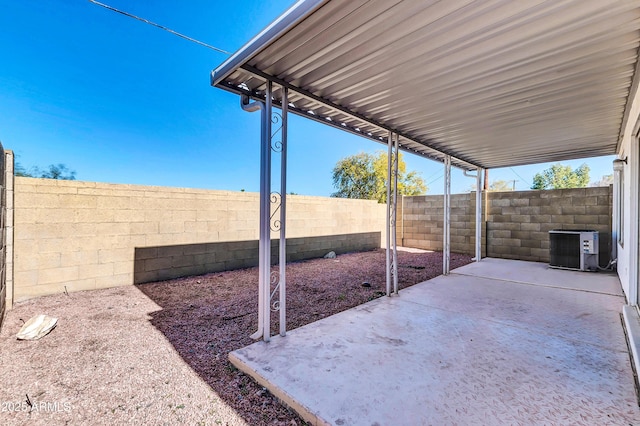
[549,230,599,272]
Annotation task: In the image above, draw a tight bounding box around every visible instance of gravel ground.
[0,249,471,425]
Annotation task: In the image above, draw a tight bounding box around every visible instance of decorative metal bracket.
[270,192,282,232]
[270,269,280,312]
[271,112,283,153]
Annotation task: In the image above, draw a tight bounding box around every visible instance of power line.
[88,0,231,55]
[427,174,443,186]
[423,168,442,183]
[509,167,531,187]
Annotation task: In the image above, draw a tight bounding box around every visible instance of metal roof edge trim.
[216,80,476,170]
[220,81,449,164]
[236,65,480,170]
[210,0,329,87]
[617,46,640,152]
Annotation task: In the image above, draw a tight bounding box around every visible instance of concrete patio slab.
[230,259,640,425]
[397,274,625,350]
[454,258,622,296]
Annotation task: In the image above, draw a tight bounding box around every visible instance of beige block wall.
[13,178,386,302]
[0,149,12,328]
[486,187,612,263]
[133,232,382,284]
[400,187,611,263]
[399,193,486,256]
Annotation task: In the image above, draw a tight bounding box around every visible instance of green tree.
[35,164,76,180]
[531,163,589,190]
[468,179,515,192]
[14,161,32,177]
[16,162,76,180]
[489,179,515,191]
[590,174,613,187]
[332,151,427,202]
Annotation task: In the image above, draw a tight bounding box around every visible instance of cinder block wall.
[399,193,486,256]
[0,148,10,328]
[134,232,381,284]
[13,178,386,302]
[486,187,611,264]
[400,186,611,264]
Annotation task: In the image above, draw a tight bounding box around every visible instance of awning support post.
[475,167,483,262]
[240,82,272,342]
[386,131,392,296]
[240,93,267,341]
[278,88,288,336]
[259,81,273,342]
[443,155,451,275]
[392,133,399,295]
[386,131,399,296]
[242,81,290,342]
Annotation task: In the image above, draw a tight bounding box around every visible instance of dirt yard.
[0,249,471,425]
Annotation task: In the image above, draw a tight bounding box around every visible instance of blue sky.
[0,0,614,196]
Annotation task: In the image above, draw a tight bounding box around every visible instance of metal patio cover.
[211,0,640,170]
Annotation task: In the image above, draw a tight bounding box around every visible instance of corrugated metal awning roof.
[211,0,640,170]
